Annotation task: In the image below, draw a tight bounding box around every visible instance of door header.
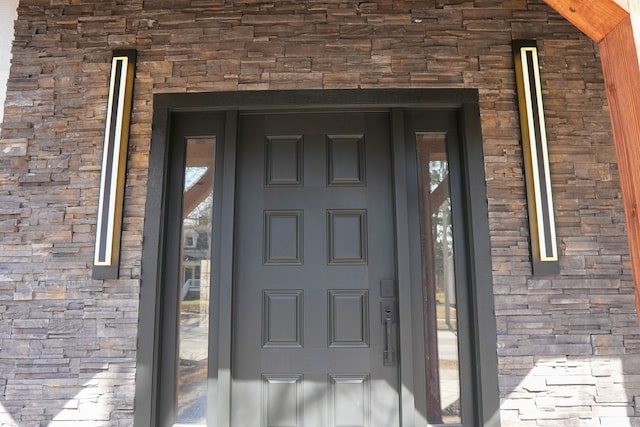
[154,88,479,113]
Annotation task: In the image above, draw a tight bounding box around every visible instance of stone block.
[0,138,28,156]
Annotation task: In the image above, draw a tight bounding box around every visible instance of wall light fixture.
[93,49,137,279]
[513,40,560,275]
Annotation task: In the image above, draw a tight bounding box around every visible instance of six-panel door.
[232,112,400,427]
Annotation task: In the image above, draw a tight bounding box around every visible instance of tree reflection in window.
[176,138,215,425]
[416,133,461,424]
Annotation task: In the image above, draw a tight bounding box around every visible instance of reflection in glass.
[176,138,215,425]
[416,133,461,424]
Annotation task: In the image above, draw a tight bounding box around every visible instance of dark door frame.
[134,89,500,427]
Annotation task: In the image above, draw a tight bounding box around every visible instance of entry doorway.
[135,90,500,427]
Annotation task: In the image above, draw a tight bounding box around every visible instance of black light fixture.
[93,49,137,279]
[513,40,560,275]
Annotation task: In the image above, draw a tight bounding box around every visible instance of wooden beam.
[183,167,214,218]
[599,16,640,321]
[541,0,640,319]
[543,0,627,42]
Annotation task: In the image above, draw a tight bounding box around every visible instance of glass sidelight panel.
[415,133,461,424]
[175,137,216,425]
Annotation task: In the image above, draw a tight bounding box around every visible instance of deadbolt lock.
[380,298,397,323]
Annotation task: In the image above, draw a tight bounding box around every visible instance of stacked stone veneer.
[0,0,639,425]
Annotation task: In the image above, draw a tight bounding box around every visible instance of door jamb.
[214,110,238,427]
[391,107,419,426]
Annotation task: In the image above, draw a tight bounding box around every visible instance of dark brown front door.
[231,112,400,427]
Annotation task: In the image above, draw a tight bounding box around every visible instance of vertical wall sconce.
[93,49,137,279]
[513,40,560,275]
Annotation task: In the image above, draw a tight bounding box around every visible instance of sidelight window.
[416,133,461,424]
[175,137,216,425]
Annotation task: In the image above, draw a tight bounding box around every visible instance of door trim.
[135,89,500,427]
[390,107,419,424]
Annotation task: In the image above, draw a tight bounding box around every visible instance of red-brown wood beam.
[542,0,627,42]
[183,167,214,218]
[544,0,640,321]
[599,16,640,322]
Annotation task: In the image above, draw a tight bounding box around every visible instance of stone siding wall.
[0,0,639,425]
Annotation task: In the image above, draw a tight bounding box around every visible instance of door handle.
[381,299,396,366]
